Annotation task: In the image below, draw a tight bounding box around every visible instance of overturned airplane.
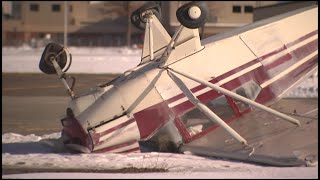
[39,2,318,166]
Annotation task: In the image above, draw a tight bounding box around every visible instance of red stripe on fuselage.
[90,118,136,146]
[170,65,268,116]
[120,147,141,153]
[181,54,317,142]
[165,30,317,107]
[134,101,175,140]
[286,30,318,48]
[131,30,318,145]
[259,45,287,61]
[265,39,318,70]
[259,30,318,61]
[269,55,318,97]
[93,140,138,153]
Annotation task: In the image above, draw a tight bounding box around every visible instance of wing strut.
[147,17,154,60]
[167,67,302,155]
[168,68,301,127]
[167,70,255,156]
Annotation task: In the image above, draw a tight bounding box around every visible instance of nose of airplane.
[60,108,94,153]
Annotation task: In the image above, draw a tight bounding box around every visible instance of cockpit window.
[233,80,261,112]
[179,95,235,136]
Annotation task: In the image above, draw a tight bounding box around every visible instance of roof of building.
[75,16,142,34]
[254,1,317,10]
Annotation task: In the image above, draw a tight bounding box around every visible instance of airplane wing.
[135,2,318,166]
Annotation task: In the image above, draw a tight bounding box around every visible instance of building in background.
[3,1,315,47]
[2,1,145,47]
[253,1,317,21]
[167,1,278,38]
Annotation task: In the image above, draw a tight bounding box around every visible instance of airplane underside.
[38,2,318,167]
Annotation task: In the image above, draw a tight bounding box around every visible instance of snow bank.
[2,133,318,179]
[2,46,141,74]
[283,73,318,98]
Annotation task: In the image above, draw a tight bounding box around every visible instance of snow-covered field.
[2,46,141,74]
[2,132,318,179]
[2,46,317,97]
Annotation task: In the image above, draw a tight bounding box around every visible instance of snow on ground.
[2,46,318,97]
[282,73,318,98]
[2,46,141,74]
[2,132,318,179]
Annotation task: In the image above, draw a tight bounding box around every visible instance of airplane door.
[173,94,238,142]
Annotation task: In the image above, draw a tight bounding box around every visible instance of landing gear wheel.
[176,1,208,29]
[39,43,67,74]
[130,2,162,30]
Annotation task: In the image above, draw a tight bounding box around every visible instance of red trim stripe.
[187,108,252,142]
[93,140,138,153]
[265,39,318,70]
[134,101,175,139]
[260,45,287,61]
[166,93,186,104]
[90,118,136,145]
[174,117,192,142]
[260,30,318,61]
[266,55,318,97]
[167,50,317,117]
[215,60,260,82]
[120,147,140,153]
[165,30,317,106]
[264,53,293,70]
[291,39,318,60]
[286,30,318,48]
[171,66,267,116]
[179,55,318,142]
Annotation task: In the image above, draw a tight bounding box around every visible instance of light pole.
[127,2,131,47]
[64,1,68,47]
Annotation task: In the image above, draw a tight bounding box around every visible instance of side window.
[233,80,261,111]
[207,95,235,119]
[244,6,253,13]
[179,95,235,136]
[52,4,61,12]
[30,4,39,12]
[232,5,241,13]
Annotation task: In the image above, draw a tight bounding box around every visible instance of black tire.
[130,2,162,30]
[39,43,67,74]
[176,1,208,29]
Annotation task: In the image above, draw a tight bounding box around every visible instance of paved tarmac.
[2,73,118,135]
[2,73,318,138]
[183,97,318,166]
[1,73,318,175]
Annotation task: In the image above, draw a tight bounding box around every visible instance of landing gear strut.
[39,43,75,99]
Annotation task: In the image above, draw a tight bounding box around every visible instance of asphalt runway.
[2,73,318,138]
[2,73,119,135]
[2,73,318,174]
[183,97,318,166]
